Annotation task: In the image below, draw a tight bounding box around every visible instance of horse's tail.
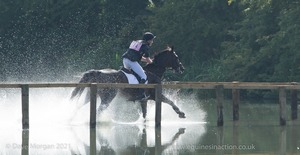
[70,70,98,99]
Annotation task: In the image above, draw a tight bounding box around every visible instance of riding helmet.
[143,32,156,41]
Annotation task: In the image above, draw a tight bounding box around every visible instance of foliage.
[0,0,150,81]
[147,0,240,81]
[1,0,300,99]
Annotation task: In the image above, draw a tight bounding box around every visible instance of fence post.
[216,127,224,154]
[90,84,97,128]
[279,87,286,126]
[21,130,29,155]
[90,128,97,155]
[290,89,298,120]
[155,127,162,155]
[21,84,29,129]
[232,89,240,121]
[280,126,287,154]
[155,84,162,127]
[216,85,224,126]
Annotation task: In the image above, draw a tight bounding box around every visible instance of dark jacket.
[122,40,150,62]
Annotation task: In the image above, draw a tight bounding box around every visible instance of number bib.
[129,40,143,51]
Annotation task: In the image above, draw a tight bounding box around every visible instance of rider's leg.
[123,58,149,101]
[123,58,131,70]
[137,78,149,100]
[123,58,147,80]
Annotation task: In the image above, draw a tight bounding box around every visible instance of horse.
[70,46,186,119]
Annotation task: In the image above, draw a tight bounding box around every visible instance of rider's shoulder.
[140,40,150,48]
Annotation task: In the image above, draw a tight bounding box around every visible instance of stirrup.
[139,94,150,102]
[135,93,150,102]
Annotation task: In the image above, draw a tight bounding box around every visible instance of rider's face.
[148,39,154,46]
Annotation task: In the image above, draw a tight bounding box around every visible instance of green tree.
[268,1,300,81]
[0,0,151,81]
[147,0,238,81]
[220,0,282,82]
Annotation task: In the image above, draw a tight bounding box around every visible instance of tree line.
[1,0,299,98]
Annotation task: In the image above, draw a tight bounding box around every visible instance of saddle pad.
[121,70,139,84]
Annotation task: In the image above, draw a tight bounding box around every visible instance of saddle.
[120,67,142,83]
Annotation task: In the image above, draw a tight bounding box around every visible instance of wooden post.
[155,84,162,127]
[90,84,97,128]
[216,127,224,155]
[21,130,29,155]
[291,121,299,153]
[291,89,298,120]
[279,87,286,126]
[232,89,240,121]
[155,127,162,155]
[216,85,224,126]
[279,126,287,155]
[21,84,29,129]
[232,123,239,155]
[90,128,97,155]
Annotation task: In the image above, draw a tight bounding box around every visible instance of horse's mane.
[153,46,172,60]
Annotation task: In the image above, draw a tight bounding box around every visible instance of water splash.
[0,86,206,126]
[0,87,207,154]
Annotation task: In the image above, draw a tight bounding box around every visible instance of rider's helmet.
[143,32,156,41]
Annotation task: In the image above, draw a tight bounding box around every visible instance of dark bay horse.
[71,47,186,119]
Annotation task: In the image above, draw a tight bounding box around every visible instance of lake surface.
[0,88,299,155]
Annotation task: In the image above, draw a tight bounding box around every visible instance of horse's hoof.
[179,113,186,118]
[97,110,102,115]
[178,128,186,134]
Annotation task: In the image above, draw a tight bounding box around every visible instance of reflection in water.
[16,123,300,155]
[21,130,29,155]
[101,126,186,155]
[91,123,204,155]
[16,124,204,155]
[291,121,299,154]
[280,126,286,155]
[216,127,224,155]
[232,122,239,155]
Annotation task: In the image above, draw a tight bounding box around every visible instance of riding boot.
[135,79,150,101]
[137,89,149,101]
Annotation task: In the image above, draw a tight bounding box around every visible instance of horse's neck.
[143,64,166,79]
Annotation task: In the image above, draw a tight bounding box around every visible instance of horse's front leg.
[161,95,186,118]
[140,100,148,119]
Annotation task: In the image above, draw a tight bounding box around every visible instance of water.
[0,88,299,155]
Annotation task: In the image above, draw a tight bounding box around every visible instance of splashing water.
[0,87,207,154]
[0,87,206,126]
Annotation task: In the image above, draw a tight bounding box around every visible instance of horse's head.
[153,46,185,74]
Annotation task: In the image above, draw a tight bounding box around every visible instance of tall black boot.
[135,79,150,101]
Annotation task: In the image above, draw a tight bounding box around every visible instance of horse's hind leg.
[161,95,186,118]
[140,100,148,119]
[97,89,117,114]
[84,89,90,104]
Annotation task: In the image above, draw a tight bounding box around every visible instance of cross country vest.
[122,40,150,62]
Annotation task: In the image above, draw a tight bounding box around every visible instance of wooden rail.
[0,82,299,129]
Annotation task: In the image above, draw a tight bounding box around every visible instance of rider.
[122,32,155,101]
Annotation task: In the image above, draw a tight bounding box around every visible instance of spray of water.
[0,86,207,154]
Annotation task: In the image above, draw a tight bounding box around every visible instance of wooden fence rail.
[0,82,299,129]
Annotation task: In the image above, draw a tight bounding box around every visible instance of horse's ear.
[171,46,174,52]
[165,45,172,52]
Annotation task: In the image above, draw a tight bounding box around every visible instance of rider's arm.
[141,56,152,64]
